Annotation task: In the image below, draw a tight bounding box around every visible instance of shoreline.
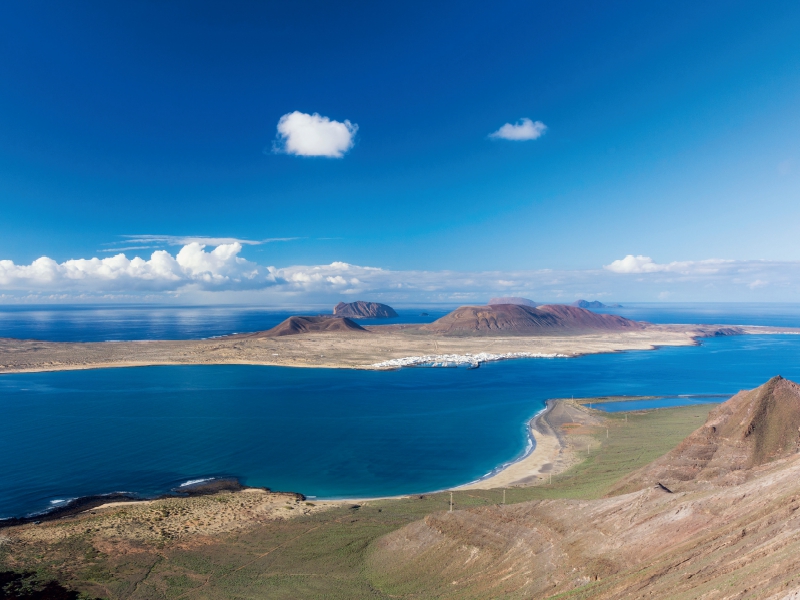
[0,395,735,523]
[0,478,305,529]
[454,400,565,490]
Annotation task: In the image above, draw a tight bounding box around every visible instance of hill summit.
[333,301,398,318]
[609,375,800,493]
[243,316,368,337]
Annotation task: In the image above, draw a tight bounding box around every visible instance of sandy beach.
[456,397,603,489]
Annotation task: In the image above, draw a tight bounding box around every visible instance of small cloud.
[99,246,160,253]
[274,111,358,158]
[605,255,665,274]
[489,118,547,141]
[748,279,768,289]
[105,235,298,249]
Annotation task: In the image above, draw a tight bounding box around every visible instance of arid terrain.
[0,320,772,375]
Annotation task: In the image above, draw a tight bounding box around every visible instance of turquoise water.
[2,334,800,519]
[591,396,728,412]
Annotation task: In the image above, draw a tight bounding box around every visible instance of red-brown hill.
[333,301,398,318]
[419,303,643,336]
[609,375,800,494]
[236,316,368,338]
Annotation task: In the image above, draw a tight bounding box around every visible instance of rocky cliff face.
[333,301,398,318]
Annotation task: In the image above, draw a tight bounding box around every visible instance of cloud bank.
[274,111,358,158]
[0,243,272,292]
[604,255,734,274]
[1,248,800,303]
[489,118,547,141]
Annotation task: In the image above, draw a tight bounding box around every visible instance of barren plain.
[0,323,777,374]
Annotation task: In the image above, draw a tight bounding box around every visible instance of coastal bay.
[2,334,800,521]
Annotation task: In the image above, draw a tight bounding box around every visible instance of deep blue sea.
[1,302,799,342]
[1,303,800,519]
[0,305,451,342]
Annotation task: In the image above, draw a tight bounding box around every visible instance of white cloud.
[107,235,297,247]
[0,243,275,292]
[489,118,547,141]
[2,247,800,303]
[274,111,358,158]
[604,255,666,274]
[604,255,732,275]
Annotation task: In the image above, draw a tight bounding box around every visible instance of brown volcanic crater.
[419,303,643,336]
[235,316,368,338]
[609,375,800,493]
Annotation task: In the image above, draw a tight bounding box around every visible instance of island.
[572,299,623,308]
[333,300,398,318]
[0,303,790,374]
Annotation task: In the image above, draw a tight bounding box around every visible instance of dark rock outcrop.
[333,301,398,318]
[572,299,622,309]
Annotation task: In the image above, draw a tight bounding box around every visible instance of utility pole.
[502,489,506,504]
[607,428,609,438]
[450,492,453,512]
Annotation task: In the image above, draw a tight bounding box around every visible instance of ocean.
[1,303,800,519]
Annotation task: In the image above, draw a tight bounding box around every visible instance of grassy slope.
[0,404,713,600]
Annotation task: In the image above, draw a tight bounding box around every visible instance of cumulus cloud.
[604,255,735,275]
[0,243,275,292]
[489,118,547,141]
[605,255,666,274]
[2,247,800,302]
[274,111,358,158]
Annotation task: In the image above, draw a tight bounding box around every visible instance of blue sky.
[1,1,799,303]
